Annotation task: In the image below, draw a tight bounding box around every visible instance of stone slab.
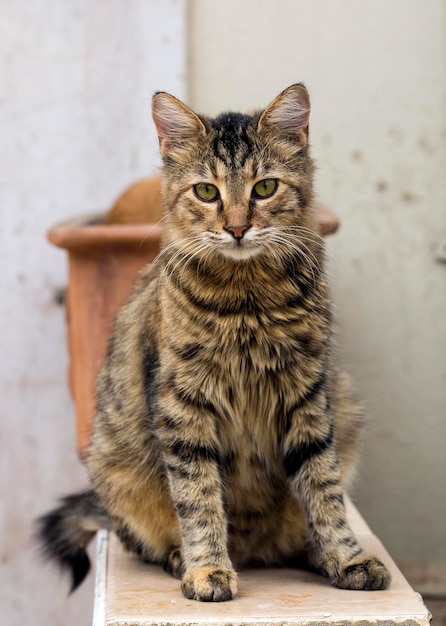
[95,502,431,626]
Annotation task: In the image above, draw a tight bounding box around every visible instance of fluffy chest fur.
[156,252,330,463]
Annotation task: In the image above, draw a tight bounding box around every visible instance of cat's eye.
[194,183,219,202]
[252,179,278,199]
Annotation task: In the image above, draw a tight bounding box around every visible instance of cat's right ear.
[152,93,206,158]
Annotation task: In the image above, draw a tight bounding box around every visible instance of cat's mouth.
[217,232,263,261]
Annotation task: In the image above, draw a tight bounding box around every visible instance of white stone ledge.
[93,501,430,626]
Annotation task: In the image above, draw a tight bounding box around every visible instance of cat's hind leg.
[163,548,185,579]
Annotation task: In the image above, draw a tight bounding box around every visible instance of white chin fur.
[218,244,262,261]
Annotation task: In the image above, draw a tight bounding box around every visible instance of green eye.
[253,179,278,199]
[194,183,219,202]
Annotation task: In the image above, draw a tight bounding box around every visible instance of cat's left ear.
[152,92,206,157]
[257,84,310,147]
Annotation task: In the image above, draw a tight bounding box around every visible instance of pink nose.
[224,224,250,240]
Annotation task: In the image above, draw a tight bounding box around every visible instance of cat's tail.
[35,489,110,592]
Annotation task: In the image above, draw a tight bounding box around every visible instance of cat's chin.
[217,244,263,261]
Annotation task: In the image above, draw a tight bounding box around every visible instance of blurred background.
[1,1,445,624]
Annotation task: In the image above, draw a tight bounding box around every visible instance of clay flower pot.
[48,213,162,458]
[48,207,339,459]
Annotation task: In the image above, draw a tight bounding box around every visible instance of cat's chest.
[165,307,320,414]
[193,343,288,453]
[161,276,328,437]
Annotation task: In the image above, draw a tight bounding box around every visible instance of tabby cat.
[37,84,391,602]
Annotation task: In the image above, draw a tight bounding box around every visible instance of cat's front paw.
[181,567,238,602]
[335,555,391,591]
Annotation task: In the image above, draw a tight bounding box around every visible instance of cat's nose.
[224,224,251,240]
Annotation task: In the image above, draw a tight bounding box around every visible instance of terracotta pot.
[48,207,339,459]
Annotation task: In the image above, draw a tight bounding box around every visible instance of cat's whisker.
[137,225,160,249]
[166,240,212,285]
[137,212,176,248]
[196,242,215,275]
[191,243,215,277]
[163,246,197,281]
[287,234,339,272]
[176,242,213,284]
[281,237,322,275]
[158,236,206,290]
[267,234,320,286]
[287,244,318,287]
[162,235,205,263]
[159,248,188,280]
[275,226,339,268]
[271,229,324,271]
[267,232,322,272]
[273,226,325,245]
[181,246,213,282]
[152,237,193,267]
[265,226,339,272]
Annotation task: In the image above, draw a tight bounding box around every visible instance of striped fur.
[37,85,390,600]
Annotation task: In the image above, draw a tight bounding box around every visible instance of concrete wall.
[188,0,446,562]
[0,2,185,624]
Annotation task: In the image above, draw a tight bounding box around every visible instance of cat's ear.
[152,92,206,157]
[257,84,310,147]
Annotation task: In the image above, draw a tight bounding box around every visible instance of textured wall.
[188,0,446,562]
[0,2,185,624]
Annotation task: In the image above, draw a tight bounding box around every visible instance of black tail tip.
[68,551,91,593]
[35,509,91,594]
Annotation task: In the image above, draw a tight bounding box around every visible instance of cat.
[37,84,391,602]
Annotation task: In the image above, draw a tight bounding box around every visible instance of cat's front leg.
[157,409,237,601]
[283,406,391,590]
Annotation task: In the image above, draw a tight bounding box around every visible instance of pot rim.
[47,211,164,250]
